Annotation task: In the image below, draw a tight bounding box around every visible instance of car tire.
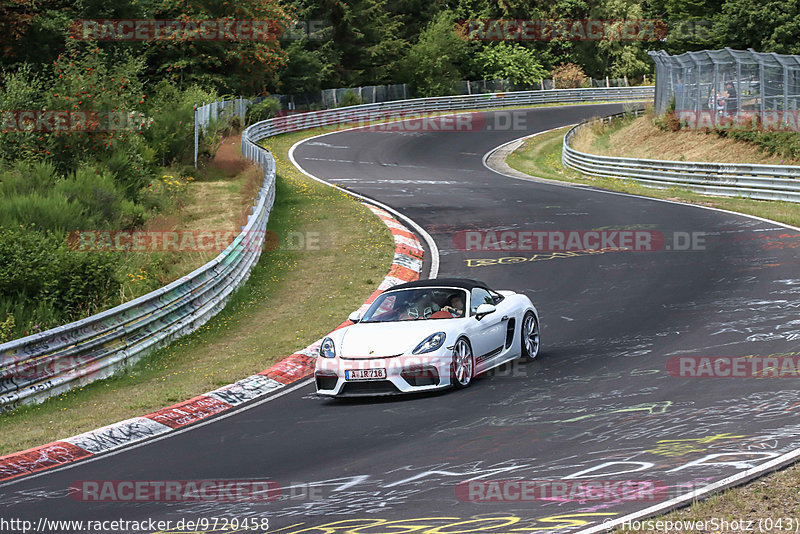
[520,311,540,361]
[451,337,474,388]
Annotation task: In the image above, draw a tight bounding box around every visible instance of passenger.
[401,292,433,320]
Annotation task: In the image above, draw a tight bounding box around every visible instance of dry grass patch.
[577,114,800,165]
[507,126,800,228]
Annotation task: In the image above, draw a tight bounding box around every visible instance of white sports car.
[314,278,540,396]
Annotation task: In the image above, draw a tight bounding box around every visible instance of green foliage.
[654,96,682,131]
[713,0,800,54]
[337,90,362,108]
[474,43,547,87]
[0,313,14,343]
[145,0,290,94]
[719,129,800,161]
[144,82,217,166]
[0,162,144,233]
[0,226,121,337]
[246,97,282,124]
[277,41,328,94]
[401,11,468,97]
[592,0,657,78]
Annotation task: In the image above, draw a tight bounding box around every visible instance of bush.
[0,162,144,233]
[144,82,217,167]
[0,313,14,343]
[653,96,682,132]
[474,43,547,88]
[245,97,281,125]
[0,226,121,339]
[722,129,800,160]
[551,63,589,89]
[337,90,362,108]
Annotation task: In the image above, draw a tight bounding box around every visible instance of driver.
[442,293,465,317]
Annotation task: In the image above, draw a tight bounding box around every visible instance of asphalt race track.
[4,103,800,533]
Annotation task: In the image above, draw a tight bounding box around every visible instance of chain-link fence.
[649,48,800,130]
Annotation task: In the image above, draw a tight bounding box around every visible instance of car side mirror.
[348,311,362,323]
[475,303,496,321]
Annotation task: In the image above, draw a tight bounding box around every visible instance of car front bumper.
[314,353,453,396]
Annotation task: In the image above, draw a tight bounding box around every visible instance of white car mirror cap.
[475,303,496,320]
[348,311,362,323]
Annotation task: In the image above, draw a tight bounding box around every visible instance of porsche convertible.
[314,278,540,396]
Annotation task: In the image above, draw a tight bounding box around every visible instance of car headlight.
[413,332,446,354]
[320,337,336,359]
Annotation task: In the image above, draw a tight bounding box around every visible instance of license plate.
[345,368,387,380]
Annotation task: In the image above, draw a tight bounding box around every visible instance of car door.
[464,287,507,372]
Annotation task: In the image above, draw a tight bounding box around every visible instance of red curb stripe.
[388,264,420,282]
[259,354,316,384]
[144,395,232,429]
[0,442,92,481]
[397,243,424,258]
[391,228,418,241]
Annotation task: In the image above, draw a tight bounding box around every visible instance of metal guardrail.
[0,86,653,411]
[562,112,800,202]
[243,87,654,141]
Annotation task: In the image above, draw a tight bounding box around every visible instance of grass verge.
[505,123,800,531]
[0,129,394,455]
[506,126,800,227]
[571,108,800,166]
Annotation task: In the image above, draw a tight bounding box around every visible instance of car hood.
[339,321,455,359]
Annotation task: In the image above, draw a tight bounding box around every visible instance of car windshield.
[360,288,468,323]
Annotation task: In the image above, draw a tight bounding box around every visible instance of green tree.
[591,0,653,79]
[401,11,469,96]
[147,0,291,94]
[474,42,547,87]
[714,0,800,54]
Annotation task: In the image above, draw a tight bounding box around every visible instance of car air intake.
[315,374,338,391]
[401,366,440,387]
